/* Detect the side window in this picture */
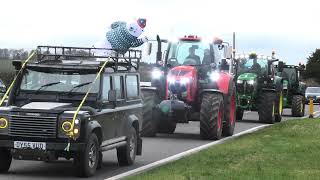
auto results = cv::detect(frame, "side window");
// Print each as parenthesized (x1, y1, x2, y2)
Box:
(114, 75, 124, 99)
(126, 75, 139, 98)
(102, 75, 111, 101)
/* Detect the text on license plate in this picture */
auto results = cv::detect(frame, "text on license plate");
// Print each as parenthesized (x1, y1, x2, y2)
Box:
(14, 141, 46, 150)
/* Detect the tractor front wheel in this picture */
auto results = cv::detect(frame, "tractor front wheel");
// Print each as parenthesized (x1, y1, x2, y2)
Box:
(258, 91, 276, 124)
(200, 93, 224, 140)
(141, 90, 160, 137)
(292, 95, 305, 117)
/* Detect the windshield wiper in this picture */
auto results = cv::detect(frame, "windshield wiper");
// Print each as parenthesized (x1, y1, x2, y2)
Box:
(34, 82, 62, 94)
(27, 81, 62, 102)
(65, 82, 92, 95)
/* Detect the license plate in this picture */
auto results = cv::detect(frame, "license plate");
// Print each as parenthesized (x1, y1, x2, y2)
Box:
(14, 141, 46, 150)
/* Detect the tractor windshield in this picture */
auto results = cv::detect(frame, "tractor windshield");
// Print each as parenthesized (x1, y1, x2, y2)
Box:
(238, 58, 268, 75)
(20, 69, 100, 94)
(281, 68, 297, 83)
(167, 41, 221, 67)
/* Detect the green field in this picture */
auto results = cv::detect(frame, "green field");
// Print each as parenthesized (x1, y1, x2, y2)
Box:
(128, 119, 320, 180)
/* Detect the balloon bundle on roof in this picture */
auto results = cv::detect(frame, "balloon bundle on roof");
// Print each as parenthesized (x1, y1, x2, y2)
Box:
(94, 18, 148, 56)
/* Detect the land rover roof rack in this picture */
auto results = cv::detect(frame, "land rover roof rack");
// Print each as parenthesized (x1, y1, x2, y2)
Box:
(35, 46, 142, 72)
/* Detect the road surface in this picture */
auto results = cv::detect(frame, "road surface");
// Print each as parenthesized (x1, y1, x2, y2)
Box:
(1, 105, 319, 180)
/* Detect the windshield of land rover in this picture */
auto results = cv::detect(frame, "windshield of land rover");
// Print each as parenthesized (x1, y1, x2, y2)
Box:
(20, 69, 100, 93)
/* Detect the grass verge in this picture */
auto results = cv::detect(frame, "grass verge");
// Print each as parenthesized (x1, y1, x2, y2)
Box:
(128, 119, 320, 180)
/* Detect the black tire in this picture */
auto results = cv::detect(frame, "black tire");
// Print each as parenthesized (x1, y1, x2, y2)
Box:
(0, 148, 11, 173)
(200, 93, 224, 140)
(292, 95, 305, 117)
(236, 109, 244, 121)
(73, 133, 99, 177)
(222, 82, 236, 136)
(258, 91, 276, 124)
(117, 126, 137, 166)
(141, 89, 160, 137)
(158, 119, 177, 134)
(275, 90, 283, 122)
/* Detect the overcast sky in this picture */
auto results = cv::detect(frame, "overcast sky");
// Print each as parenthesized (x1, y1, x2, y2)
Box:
(0, 0, 319, 64)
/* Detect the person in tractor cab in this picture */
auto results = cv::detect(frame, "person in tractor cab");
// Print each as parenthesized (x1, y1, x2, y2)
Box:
(202, 49, 212, 65)
(184, 47, 201, 65)
(250, 57, 261, 73)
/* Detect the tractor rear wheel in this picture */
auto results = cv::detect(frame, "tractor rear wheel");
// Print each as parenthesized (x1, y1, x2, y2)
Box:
(141, 90, 160, 137)
(200, 93, 224, 140)
(292, 95, 305, 117)
(236, 109, 244, 121)
(258, 91, 276, 124)
(222, 82, 236, 136)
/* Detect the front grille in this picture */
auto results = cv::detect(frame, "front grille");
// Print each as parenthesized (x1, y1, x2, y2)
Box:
(237, 82, 254, 94)
(9, 113, 57, 138)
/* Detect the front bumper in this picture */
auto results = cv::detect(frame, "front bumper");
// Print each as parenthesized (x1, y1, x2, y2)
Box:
(0, 140, 85, 151)
(0, 140, 85, 161)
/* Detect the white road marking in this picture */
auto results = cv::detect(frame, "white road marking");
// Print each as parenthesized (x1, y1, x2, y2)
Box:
(105, 125, 271, 180)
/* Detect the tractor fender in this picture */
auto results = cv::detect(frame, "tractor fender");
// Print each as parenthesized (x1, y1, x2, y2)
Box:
(200, 89, 224, 97)
(262, 88, 276, 92)
(216, 72, 233, 95)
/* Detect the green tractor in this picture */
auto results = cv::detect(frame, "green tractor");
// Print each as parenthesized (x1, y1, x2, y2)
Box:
(235, 53, 284, 123)
(275, 62, 306, 117)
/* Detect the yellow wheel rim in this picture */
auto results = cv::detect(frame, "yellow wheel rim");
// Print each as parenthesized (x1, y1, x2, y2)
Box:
(272, 103, 275, 117)
(279, 92, 283, 115)
(300, 101, 303, 113)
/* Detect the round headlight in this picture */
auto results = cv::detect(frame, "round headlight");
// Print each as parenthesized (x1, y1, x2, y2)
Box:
(74, 128, 79, 134)
(0, 118, 8, 129)
(62, 121, 72, 132)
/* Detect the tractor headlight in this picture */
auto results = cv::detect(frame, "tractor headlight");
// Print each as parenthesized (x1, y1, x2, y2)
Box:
(180, 77, 190, 85)
(210, 72, 220, 81)
(237, 80, 243, 84)
(168, 77, 175, 84)
(0, 117, 8, 129)
(247, 80, 255, 85)
(152, 69, 163, 79)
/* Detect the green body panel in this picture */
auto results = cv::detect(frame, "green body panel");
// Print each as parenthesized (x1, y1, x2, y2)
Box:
(236, 73, 258, 110)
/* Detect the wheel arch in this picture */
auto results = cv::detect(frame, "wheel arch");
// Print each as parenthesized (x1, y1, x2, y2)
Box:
(86, 120, 102, 144)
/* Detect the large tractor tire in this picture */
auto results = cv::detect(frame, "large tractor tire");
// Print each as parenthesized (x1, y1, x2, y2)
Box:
(200, 93, 224, 140)
(292, 95, 305, 117)
(236, 109, 244, 121)
(158, 119, 177, 134)
(275, 90, 283, 122)
(141, 89, 160, 137)
(258, 91, 276, 124)
(222, 82, 236, 136)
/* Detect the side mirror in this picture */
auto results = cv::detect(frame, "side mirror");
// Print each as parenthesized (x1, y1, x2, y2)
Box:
(225, 46, 233, 59)
(108, 90, 117, 102)
(12, 60, 22, 70)
(278, 61, 284, 72)
(144, 43, 152, 56)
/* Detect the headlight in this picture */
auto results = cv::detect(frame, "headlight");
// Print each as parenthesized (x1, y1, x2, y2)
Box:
(152, 69, 162, 79)
(62, 121, 72, 132)
(210, 72, 220, 81)
(180, 77, 190, 85)
(0, 117, 8, 129)
(248, 80, 255, 85)
(237, 80, 243, 84)
(168, 77, 175, 84)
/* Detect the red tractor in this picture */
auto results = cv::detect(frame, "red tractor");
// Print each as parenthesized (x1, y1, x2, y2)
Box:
(141, 35, 236, 140)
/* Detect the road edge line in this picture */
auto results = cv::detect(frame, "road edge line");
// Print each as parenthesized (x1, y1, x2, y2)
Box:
(105, 124, 271, 180)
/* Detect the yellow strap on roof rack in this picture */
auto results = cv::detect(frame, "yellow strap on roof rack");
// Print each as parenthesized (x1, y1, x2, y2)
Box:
(0, 51, 36, 106)
(67, 57, 110, 140)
